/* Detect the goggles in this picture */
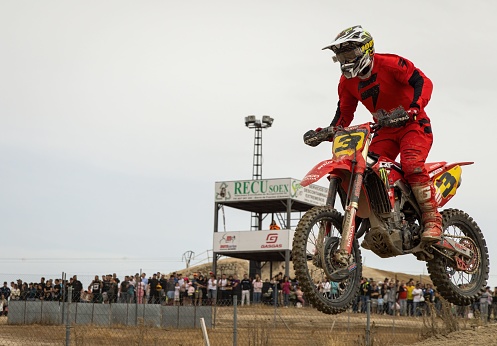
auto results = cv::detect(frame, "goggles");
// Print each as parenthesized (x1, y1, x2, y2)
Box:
(332, 47, 363, 64)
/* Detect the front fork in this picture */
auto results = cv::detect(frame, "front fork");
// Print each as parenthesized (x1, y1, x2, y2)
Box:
(334, 172, 364, 265)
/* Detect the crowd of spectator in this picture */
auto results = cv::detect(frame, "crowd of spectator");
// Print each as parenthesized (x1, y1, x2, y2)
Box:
(1, 273, 496, 321)
(0, 271, 308, 315)
(346, 277, 497, 320)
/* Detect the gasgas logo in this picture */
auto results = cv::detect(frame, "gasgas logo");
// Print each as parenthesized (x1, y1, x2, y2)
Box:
(261, 233, 282, 249)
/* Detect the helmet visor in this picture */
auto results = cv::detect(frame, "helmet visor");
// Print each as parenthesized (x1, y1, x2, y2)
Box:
(332, 48, 363, 63)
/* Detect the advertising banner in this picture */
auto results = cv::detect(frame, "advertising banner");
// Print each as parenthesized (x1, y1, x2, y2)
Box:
(214, 178, 327, 206)
(213, 230, 295, 253)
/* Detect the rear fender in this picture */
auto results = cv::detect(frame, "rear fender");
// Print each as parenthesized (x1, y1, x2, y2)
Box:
(432, 162, 474, 207)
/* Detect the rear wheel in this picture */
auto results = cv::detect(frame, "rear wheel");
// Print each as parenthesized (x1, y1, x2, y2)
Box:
(427, 209, 489, 305)
(292, 206, 362, 314)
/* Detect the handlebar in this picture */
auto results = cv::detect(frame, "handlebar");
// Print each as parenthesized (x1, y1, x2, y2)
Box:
(304, 107, 410, 147)
(303, 122, 383, 147)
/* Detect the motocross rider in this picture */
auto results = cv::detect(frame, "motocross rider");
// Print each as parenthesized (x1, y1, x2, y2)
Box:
(321, 25, 442, 244)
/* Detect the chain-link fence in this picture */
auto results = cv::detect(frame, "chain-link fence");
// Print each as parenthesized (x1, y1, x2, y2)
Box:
(0, 292, 493, 346)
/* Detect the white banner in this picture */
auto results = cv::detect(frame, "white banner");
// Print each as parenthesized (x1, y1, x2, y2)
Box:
(213, 230, 295, 253)
(214, 178, 327, 206)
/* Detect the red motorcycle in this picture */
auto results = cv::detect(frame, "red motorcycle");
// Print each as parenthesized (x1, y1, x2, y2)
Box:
(292, 116, 489, 314)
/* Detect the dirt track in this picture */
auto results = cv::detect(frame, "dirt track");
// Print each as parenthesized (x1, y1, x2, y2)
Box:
(411, 323, 497, 346)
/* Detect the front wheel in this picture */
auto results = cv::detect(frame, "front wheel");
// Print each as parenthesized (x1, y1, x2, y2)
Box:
(427, 208, 489, 305)
(292, 206, 362, 314)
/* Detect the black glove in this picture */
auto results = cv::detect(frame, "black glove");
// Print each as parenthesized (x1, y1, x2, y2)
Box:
(303, 130, 321, 147)
(303, 127, 334, 147)
(376, 108, 410, 128)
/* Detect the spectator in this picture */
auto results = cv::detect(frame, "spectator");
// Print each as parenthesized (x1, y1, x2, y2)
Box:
(397, 281, 407, 316)
(177, 274, 186, 305)
(207, 273, 217, 306)
(0, 294, 7, 316)
(269, 220, 281, 230)
(433, 290, 442, 315)
(112, 273, 120, 286)
(20, 282, 29, 300)
(252, 275, 263, 304)
(136, 278, 145, 304)
(196, 274, 207, 306)
(386, 282, 397, 316)
(44, 280, 54, 301)
(108, 278, 118, 304)
(422, 284, 434, 315)
(53, 280, 62, 302)
(71, 276, 83, 303)
(322, 281, 331, 299)
(240, 274, 251, 306)
(370, 281, 379, 313)
(377, 290, 384, 314)
(359, 278, 371, 313)
(174, 282, 180, 306)
(27, 283, 36, 301)
(330, 281, 339, 299)
(282, 276, 292, 308)
(187, 282, 195, 305)
(102, 275, 111, 303)
(127, 277, 135, 303)
(0, 282, 11, 301)
(159, 274, 168, 304)
(412, 283, 423, 316)
(295, 286, 305, 307)
(166, 275, 176, 305)
(89, 275, 103, 303)
(120, 276, 129, 303)
(180, 277, 188, 306)
(232, 274, 241, 305)
(39, 277, 46, 292)
(148, 273, 160, 304)
(10, 284, 20, 301)
(406, 280, 415, 316)
(218, 274, 228, 303)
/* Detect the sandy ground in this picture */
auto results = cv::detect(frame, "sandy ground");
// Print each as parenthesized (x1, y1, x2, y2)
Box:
(411, 323, 497, 346)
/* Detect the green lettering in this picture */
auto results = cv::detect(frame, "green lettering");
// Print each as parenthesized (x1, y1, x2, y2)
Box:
(243, 181, 250, 194)
(234, 182, 242, 195)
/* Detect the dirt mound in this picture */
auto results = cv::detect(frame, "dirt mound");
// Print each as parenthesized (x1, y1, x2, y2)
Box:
(410, 323, 497, 346)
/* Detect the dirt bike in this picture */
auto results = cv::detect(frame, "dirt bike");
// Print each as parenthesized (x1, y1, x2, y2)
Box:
(292, 115, 489, 315)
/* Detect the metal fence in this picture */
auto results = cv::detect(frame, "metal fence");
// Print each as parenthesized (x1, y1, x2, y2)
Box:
(0, 293, 492, 346)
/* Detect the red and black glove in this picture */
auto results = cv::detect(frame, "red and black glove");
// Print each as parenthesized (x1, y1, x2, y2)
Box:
(377, 107, 417, 128)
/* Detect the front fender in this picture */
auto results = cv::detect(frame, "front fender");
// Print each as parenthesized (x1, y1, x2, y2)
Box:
(301, 159, 371, 218)
(300, 159, 353, 187)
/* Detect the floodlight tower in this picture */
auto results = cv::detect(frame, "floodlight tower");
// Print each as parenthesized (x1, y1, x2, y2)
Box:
(244, 115, 274, 229)
(245, 115, 274, 280)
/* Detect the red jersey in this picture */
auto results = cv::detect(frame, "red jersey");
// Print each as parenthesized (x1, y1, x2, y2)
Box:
(331, 53, 433, 127)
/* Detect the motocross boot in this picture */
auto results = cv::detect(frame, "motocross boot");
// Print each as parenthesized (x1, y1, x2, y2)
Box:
(411, 182, 443, 243)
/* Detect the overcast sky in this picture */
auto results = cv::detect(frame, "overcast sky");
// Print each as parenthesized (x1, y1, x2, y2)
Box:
(1, 0, 496, 287)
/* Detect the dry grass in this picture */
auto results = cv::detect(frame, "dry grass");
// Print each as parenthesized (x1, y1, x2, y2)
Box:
(0, 305, 452, 346)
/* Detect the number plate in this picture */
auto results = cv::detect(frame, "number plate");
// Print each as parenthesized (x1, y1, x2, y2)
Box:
(332, 130, 367, 158)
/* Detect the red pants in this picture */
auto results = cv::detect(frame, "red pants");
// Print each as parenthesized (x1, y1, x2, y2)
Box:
(369, 120, 433, 184)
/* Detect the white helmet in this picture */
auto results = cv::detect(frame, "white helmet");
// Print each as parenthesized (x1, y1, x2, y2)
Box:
(323, 25, 375, 79)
